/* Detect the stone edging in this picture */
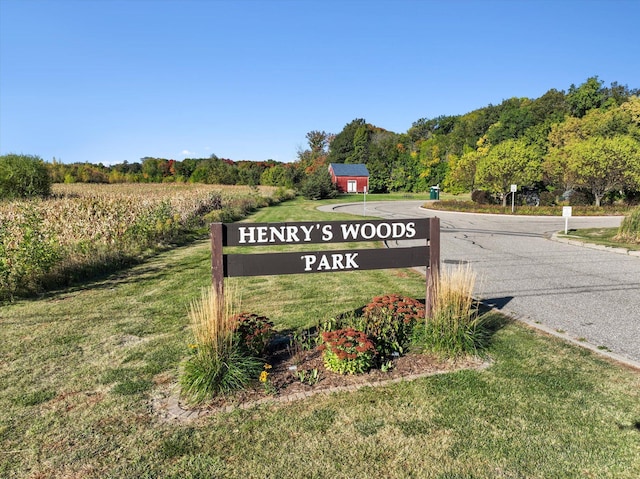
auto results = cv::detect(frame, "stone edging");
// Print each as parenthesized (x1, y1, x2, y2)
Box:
(151, 361, 492, 423)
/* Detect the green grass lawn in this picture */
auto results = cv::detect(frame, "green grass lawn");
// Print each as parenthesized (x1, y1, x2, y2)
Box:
(305, 190, 468, 206)
(427, 200, 634, 216)
(1, 197, 639, 478)
(559, 227, 640, 251)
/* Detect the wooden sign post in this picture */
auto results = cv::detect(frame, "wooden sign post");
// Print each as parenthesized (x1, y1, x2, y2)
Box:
(211, 218, 440, 317)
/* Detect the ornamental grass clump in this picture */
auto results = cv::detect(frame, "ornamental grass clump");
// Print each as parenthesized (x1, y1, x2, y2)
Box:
(420, 264, 487, 357)
(319, 328, 376, 375)
(180, 287, 262, 404)
(615, 206, 640, 243)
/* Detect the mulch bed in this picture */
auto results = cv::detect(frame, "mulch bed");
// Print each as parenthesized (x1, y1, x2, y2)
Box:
(174, 335, 489, 414)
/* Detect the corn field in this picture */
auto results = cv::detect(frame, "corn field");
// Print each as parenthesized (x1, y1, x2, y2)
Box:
(0, 183, 284, 300)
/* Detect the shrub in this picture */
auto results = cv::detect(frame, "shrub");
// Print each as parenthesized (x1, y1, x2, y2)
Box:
(0, 205, 60, 300)
(180, 288, 262, 404)
(363, 294, 425, 323)
(623, 189, 640, 206)
(538, 190, 556, 206)
(361, 294, 425, 358)
(418, 264, 488, 357)
(232, 312, 275, 357)
(471, 190, 493, 205)
(300, 169, 338, 200)
(0, 154, 51, 199)
(319, 328, 376, 374)
(567, 189, 594, 206)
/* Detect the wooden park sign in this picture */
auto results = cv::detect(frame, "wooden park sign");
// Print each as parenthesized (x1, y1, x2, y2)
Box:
(210, 218, 440, 316)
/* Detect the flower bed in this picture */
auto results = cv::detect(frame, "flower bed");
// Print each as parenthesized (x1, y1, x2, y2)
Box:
(179, 293, 492, 410)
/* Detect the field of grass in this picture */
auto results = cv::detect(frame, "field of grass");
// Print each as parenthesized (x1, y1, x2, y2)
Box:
(1, 194, 639, 478)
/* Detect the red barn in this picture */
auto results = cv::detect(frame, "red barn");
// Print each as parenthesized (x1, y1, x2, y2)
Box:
(328, 163, 370, 193)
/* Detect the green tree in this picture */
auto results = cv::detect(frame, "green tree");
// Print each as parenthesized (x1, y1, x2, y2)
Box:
(0, 154, 52, 199)
(544, 98, 640, 200)
(260, 164, 300, 188)
(327, 118, 367, 164)
(306, 130, 329, 154)
(407, 115, 457, 142)
(296, 130, 330, 175)
(300, 168, 338, 200)
(77, 163, 109, 183)
(562, 135, 640, 207)
(603, 81, 640, 109)
(236, 161, 266, 186)
(529, 88, 569, 124)
(347, 125, 369, 164)
(442, 109, 485, 157)
(567, 76, 606, 118)
(444, 148, 479, 194)
(475, 139, 543, 206)
(141, 157, 166, 182)
(367, 131, 411, 192)
(189, 158, 238, 184)
(485, 98, 536, 144)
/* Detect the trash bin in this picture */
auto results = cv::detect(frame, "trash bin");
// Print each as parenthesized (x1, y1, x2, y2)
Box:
(429, 186, 439, 200)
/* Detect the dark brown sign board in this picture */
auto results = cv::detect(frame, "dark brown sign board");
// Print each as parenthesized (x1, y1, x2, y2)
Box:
(211, 218, 440, 316)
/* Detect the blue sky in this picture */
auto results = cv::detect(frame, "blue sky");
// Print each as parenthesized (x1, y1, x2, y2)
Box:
(1, 0, 639, 165)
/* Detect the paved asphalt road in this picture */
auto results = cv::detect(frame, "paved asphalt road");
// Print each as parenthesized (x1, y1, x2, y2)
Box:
(319, 201, 640, 368)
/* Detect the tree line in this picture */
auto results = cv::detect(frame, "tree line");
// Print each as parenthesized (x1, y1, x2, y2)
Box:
(3, 76, 639, 206)
(312, 76, 640, 206)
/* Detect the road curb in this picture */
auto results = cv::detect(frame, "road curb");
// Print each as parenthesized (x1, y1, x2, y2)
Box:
(495, 308, 640, 373)
(550, 232, 640, 258)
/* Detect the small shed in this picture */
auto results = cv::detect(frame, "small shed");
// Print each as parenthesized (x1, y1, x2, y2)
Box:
(328, 163, 370, 193)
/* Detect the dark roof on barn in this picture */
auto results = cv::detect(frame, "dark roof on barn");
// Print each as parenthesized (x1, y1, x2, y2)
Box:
(329, 163, 369, 177)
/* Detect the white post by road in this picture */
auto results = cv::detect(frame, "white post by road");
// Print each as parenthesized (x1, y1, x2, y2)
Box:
(563, 206, 572, 234)
(363, 186, 367, 217)
(510, 184, 517, 213)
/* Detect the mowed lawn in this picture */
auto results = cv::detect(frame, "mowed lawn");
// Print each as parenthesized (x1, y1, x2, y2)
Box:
(1, 197, 639, 478)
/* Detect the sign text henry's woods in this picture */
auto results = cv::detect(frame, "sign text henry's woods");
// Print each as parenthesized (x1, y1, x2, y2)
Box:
(211, 218, 441, 315)
(223, 219, 428, 246)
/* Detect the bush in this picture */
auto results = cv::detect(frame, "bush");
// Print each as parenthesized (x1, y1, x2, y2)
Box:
(567, 189, 594, 206)
(623, 189, 640, 206)
(538, 190, 557, 207)
(300, 169, 338, 200)
(319, 328, 376, 374)
(0, 154, 51, 199)
(361, 294, 425, 358)
(232, 312, 275, 357)
(0, 205, 60, 300)
(471, 190, 493, 205)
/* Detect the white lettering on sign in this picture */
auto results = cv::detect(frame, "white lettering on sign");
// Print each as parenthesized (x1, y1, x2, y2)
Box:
(238, 225, 303, 244)
(340, 222, 416, 241)
(236, 221, 416, 244)
(300, 224, 314, 242)
(322, 224, 333, 241)
(300, 253, 359, 271)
